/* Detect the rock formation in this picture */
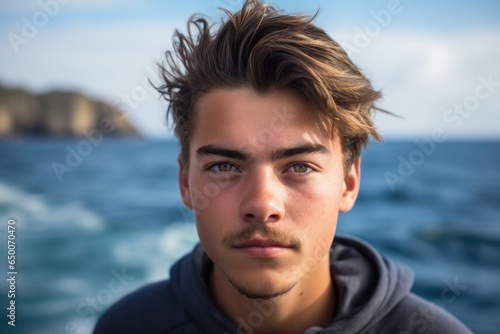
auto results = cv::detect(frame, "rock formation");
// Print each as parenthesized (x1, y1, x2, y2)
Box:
(0, 85, 140, 137)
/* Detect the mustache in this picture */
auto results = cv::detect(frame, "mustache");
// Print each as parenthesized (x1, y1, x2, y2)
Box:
(223, 225, 302, 249)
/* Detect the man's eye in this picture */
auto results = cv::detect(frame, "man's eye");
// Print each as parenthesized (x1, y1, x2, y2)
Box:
(288, 164, 312, 173)
(210, 163, 237, 172)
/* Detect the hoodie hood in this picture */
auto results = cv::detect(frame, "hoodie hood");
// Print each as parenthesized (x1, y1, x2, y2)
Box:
(169, 234, 413, 334)
(305, 235, 413, 333)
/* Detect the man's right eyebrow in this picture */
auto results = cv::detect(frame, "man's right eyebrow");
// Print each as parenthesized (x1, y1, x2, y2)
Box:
(196, 145, 249, 160)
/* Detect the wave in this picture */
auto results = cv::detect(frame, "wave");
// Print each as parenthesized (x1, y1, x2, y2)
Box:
(0, 181, 104, 232)
(109, 222, 199, 282)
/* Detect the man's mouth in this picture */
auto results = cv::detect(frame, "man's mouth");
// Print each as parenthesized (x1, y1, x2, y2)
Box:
(233, 238, 295, 257)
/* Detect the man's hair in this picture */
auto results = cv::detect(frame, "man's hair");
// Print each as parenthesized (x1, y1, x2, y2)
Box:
(157, 0, 383, 172)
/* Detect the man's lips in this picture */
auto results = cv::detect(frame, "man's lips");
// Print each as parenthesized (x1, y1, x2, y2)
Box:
(233, 238, 294, 257)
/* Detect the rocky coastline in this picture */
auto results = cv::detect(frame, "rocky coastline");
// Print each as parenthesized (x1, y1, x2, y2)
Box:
(0, 85, 140, 137)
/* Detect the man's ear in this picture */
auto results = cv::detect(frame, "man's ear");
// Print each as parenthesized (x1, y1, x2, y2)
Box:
(178, 155, 193, 209)
(339, 157, 361, 213)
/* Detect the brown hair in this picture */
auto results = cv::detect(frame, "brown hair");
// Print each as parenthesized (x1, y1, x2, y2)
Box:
(157, 0, 383, 171)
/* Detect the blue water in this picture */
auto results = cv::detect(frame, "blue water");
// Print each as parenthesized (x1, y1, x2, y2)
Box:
(0, 139, 499, 334)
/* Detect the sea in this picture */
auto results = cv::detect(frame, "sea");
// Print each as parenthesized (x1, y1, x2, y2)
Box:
(0, 138, 499, 334)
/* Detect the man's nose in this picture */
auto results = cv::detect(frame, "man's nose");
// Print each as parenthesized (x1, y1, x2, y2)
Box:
(239, 167, 285, 224)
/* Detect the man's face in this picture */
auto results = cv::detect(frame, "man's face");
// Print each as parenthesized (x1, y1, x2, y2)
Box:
(179, 88, 360, 299)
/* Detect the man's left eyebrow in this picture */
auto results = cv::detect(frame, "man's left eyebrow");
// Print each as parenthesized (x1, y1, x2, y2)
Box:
(270, 144, 330, 161)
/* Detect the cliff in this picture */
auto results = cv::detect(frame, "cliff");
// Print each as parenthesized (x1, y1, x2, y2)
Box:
(0, 85, 140, 137)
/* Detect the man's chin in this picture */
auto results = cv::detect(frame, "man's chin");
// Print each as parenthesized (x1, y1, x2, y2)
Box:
(228, 278, 295, 300)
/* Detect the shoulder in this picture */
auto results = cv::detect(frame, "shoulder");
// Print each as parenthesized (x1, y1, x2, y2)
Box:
(93, 279, 194, 334)
(371, 292, 472, 334)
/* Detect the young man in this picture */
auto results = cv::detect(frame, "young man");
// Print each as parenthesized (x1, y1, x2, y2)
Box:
(94, 1, 472, 333)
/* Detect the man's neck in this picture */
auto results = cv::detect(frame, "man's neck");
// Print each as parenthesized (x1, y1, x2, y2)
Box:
(209, 257, 335, 334)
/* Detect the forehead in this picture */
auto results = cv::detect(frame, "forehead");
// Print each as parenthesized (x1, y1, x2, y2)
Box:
(191, 88, 338, 155)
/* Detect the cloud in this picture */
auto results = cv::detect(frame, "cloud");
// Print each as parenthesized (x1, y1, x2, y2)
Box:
(332, 28, 500, 137)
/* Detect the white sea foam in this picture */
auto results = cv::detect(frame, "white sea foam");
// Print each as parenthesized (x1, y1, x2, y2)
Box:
(0, 181, 103, 232)
(54, 277, 93, 296)
(110, 222, 199, 282)
(158, 222, 199, 256)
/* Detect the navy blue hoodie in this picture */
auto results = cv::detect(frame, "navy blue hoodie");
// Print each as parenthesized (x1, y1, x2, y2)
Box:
(94, 235, 472, 333)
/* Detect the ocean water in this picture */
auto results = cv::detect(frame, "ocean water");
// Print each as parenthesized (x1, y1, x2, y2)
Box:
(0, 139, 499, 334)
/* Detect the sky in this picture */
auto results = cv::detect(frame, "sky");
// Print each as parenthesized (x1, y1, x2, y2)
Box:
(0, 0, 499, 139)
